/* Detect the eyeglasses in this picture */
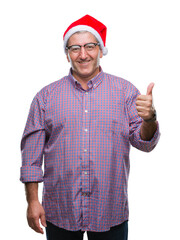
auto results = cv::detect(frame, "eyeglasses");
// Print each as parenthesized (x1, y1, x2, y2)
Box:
(66, 42, 100, 54)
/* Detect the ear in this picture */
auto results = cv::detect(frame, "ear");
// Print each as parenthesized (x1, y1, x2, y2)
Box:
(100, 49, 103, 58)
(66, 52, 70, 62)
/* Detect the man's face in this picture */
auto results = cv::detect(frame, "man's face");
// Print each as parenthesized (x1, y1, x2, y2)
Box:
(66, 32, 103, 82)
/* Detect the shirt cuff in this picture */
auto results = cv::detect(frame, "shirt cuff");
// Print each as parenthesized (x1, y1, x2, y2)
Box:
(20, 166, 44, 183)
(135, 121, 160, 152)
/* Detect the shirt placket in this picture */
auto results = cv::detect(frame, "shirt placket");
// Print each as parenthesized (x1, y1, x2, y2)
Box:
(81, 90, 91, 229)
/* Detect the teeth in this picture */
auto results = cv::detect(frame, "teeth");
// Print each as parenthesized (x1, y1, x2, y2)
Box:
(78, 60, 90, 63)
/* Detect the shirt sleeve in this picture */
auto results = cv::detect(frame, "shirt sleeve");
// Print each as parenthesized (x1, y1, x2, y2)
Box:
(125, 81, 160, 152)
(20, 91, 46, 183)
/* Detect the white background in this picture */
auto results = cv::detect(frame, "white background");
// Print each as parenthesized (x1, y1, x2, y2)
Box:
(1, 0, 180, 239)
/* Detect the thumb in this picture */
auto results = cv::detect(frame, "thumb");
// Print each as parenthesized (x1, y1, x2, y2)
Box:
(40, 212, 47, 228)
(146, 82, 154, 96)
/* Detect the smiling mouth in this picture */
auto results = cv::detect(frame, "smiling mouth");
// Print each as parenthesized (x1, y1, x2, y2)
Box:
(78, 60, 91, 64)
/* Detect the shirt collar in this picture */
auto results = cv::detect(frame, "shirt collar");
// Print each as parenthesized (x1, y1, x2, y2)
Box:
(68, 66, 104, 90)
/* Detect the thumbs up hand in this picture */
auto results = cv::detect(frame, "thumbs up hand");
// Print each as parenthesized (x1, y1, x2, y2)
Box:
(136, 83, 155, 121)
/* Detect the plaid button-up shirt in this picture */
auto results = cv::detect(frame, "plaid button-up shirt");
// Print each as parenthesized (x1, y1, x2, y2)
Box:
(20, 68, 160, 232)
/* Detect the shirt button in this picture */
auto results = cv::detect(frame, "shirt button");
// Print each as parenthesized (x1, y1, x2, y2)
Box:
(85, 92, 88, 95)
(85, 109, 88, 113)
(82, 192, 89, 196)
(84, 171, 88, 175)
(84, 149, 87, 152)
(84, 128, 88, 132)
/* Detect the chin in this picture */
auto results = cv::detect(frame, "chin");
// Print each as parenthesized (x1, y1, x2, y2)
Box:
(72, 64, 100, 81)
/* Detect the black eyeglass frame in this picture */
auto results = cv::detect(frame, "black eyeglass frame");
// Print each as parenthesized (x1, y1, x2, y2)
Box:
(66, 42, 100, 51)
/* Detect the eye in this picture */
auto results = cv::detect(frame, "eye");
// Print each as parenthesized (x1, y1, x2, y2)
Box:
(70, 45, 81, 52)
(85, 43, 95, 51)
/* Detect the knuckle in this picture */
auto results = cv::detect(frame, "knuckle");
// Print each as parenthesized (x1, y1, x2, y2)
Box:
(147, 102, 152, 107)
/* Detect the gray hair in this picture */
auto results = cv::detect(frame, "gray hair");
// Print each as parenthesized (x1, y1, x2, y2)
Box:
(66, 31, 99, 48)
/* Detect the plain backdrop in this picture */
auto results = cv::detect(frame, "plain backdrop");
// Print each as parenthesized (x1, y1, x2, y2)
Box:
(1, 0, 180, 239)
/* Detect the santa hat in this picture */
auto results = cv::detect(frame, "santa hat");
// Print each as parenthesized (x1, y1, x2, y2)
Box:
(63, 15, 108, 55)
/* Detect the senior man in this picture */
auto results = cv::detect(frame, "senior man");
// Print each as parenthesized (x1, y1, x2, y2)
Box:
(20, 15, 160, 240)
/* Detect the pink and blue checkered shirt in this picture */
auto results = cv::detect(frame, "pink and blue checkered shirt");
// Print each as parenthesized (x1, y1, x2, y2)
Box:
(20, 68, 160, 232)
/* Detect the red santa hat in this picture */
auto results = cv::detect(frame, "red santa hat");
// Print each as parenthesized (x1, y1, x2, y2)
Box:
(63, 15, 108, 55)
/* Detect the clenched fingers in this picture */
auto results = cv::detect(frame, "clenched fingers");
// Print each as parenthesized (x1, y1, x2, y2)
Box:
(27, 214, 45, 234)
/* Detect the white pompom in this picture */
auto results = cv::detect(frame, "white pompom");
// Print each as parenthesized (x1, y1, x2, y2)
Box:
(103, 47, 108, 55)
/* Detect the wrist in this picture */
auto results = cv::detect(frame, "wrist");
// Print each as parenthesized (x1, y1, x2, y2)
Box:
(27, 199, 40, 205)
(144, 109, 157, 122)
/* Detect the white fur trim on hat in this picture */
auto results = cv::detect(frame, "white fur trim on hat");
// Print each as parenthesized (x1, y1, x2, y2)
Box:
(64, 25, 108, 55)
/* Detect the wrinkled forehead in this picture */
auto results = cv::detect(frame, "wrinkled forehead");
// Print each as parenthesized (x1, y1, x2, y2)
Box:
(67, 31, 98, 46)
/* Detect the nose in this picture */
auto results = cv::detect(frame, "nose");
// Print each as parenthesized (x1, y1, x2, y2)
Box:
(79, 46, 87, 59)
